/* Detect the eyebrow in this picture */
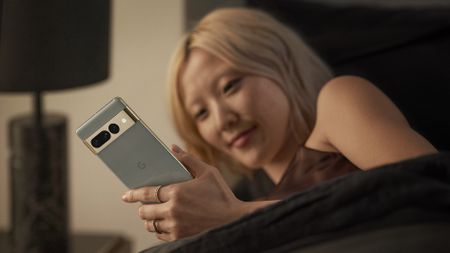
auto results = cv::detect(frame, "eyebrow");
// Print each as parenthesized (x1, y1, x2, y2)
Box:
(212, 68, 240, 86)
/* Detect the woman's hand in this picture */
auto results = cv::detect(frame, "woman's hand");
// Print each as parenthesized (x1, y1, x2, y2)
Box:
(122, 145, 248, 241)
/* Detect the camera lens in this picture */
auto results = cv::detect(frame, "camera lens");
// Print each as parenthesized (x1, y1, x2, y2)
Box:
(91, 130, 111, 148)
(108, 123, 120, 134)
(91, 138, 100, 148)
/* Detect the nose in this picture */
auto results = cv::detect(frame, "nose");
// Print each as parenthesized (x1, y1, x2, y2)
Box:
(212, 102, 238, 131)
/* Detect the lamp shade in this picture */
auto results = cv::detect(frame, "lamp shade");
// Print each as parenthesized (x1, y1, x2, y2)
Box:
(0, 0, 111, 92)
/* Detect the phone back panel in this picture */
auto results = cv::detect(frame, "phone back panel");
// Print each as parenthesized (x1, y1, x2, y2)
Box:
(76, 97, 192, 189)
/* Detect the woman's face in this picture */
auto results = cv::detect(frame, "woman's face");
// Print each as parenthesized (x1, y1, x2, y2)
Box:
(180, 49, 293, 169)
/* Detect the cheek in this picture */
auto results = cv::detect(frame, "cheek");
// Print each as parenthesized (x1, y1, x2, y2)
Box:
(197, 122, 222, 151)
(254, 90, 291, 143)
(255, 96, 289, 124)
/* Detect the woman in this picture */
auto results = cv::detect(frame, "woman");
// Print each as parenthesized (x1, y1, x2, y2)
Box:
(122, 8, 437, 241)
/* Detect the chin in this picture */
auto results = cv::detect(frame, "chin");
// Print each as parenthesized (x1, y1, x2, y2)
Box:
(231, 147, 268, 169)
(237, 156, 265, 169)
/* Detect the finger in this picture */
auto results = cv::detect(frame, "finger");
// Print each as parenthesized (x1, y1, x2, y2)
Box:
(138, 204, 165, 220)
(156, 232, 171, 241)
(144, 219, 168, 234)
(171, 144, 210, 177)
(144, 220, 155, 233)
(122, 185, 167, 203)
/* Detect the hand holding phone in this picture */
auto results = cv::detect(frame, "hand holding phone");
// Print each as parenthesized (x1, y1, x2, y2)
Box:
(76, 97, 192, 189)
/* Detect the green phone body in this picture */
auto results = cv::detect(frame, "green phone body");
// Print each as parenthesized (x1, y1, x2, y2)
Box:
(76, 97, 192, 189)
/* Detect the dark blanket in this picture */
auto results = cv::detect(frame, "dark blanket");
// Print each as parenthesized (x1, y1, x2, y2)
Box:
(141, 152, 450, 253)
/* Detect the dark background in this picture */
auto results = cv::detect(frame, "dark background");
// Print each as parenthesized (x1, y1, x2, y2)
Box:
(247, 0, 450, 151)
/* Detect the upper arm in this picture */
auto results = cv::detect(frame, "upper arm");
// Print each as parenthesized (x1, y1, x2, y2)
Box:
(316, 75, 437, 170)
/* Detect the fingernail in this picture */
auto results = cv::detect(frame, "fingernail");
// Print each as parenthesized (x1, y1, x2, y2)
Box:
(122, 191, 129, 201)
(172, 144, 182, 154)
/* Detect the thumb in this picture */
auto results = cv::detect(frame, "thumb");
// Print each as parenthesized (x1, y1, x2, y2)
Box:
(171, 144, 210, 177)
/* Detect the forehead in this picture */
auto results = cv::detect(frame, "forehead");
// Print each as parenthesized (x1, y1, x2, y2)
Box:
(179, 49, 229, 106)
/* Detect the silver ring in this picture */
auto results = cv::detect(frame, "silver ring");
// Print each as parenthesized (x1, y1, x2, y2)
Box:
(153, 219, 162, 234)
(154, 185, 163, 203)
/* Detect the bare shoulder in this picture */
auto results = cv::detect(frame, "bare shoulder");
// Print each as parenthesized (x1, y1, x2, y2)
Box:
(314, 75, 437, 170)
(318, 75, 409, 128)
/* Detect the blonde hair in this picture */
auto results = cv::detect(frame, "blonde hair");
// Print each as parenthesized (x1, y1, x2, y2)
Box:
(168, 8, 333, 173)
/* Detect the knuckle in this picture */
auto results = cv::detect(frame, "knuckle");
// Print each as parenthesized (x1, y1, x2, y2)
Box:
(165, 218, 187, 240)
(138, 206, 144, 219)
(176, 153, 191, 165)
(145, 221, 152, 232)
(128, 191, 135, 201)
(166, 203, 182, 219)
(156, 233, 166, 241)
(173, 211, 185, 223)
(176, 152, 188, 159)
(161, 206, 171, 218)
(142, 188, 152, 202)
(167, 220, 176, 231)
(166, 207, 176, 219)
(203, 169, 215, 179)
(167, 186, 181, 200)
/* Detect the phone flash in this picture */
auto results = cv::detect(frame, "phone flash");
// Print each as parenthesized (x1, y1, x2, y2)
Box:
(121, 118, 127, 123)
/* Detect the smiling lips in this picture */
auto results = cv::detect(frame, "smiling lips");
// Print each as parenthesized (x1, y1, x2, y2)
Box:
(229, 126, 257, 148)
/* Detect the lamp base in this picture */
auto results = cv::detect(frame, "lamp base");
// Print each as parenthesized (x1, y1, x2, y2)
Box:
(9, 114, 68, 253)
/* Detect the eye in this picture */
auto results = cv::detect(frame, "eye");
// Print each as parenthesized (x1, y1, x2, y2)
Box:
(223, 77, 242, 94)
(194, 108, 208, 121)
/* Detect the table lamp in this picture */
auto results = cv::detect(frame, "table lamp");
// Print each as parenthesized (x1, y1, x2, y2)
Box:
(0, 0, 111, 252)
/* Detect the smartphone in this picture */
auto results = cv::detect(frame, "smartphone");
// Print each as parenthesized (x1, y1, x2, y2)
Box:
(76, 97, 192, 189)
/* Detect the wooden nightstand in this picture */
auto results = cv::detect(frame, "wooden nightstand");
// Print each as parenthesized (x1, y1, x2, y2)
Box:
(0, 231, 131, 253)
